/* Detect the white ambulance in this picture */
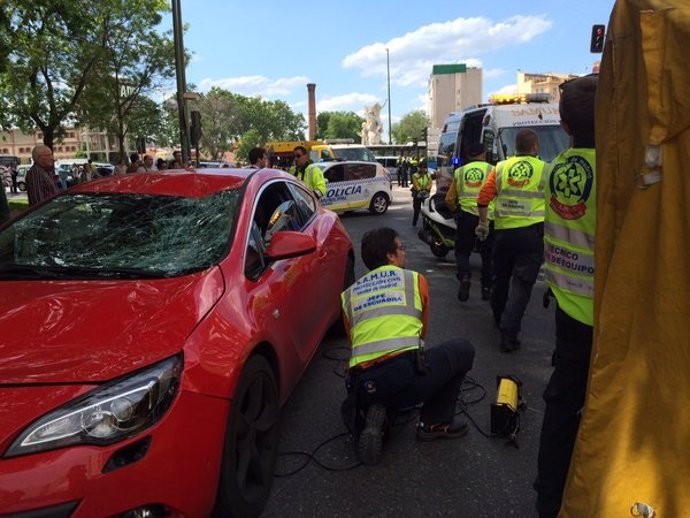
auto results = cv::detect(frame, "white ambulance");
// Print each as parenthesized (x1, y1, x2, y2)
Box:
(436, 93, 569, 190)
(317, 160, 392, 215)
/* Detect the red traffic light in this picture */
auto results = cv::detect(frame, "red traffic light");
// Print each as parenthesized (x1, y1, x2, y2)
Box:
(590, 24, 606, 53)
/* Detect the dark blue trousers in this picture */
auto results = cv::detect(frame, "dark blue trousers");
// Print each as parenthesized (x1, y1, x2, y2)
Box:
(347, 338, 475, 428)
(490, 223, 544, 338)
(534, 306, 593, 518)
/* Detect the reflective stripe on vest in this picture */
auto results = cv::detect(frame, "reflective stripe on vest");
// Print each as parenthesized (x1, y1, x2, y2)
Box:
(494, 156, 546, 229)
(341, 266, 423, 368)
(544, 148, 596, 325)
(545, 221, 595, 250)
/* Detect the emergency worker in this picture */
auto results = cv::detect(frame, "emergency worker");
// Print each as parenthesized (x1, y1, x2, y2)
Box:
(397, 154, 409, 187)
(534, 74, 598, 518)
(476, 129, 546, 352)
(291, 145, 326, 198)
(341, 227, 475, 465)
(411, 158, 432, 226)
(445, 142, 495, 301)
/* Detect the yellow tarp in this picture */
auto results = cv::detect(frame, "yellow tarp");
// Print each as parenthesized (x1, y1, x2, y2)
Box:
(562, 1, 690, 517)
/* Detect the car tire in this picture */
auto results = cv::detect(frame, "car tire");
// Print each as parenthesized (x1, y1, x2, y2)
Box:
(329, 255, 355, 337)
(18, 181, 26, 192)
(368, 192, 389, 215)
(213, 355, 280, 518)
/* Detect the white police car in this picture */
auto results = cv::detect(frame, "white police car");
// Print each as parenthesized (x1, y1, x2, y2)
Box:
(317, 160, 392, 215)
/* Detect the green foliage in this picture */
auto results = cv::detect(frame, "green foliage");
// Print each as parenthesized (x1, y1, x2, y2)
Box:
(193, 89, 305, 160)
(235, 129, 263, 165)
(315, 111, 363, 142)
(391, 110, 430, 145)
(0, 0, 107, 145)
(73, 0, 175, 163)
(0, 0, 173, 156)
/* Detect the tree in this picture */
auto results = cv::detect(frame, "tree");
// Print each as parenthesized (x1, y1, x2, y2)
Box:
(75, 0, 175, 163)
(391, 110, 430, 145)
(0, 0, 106, 148)
(192, 89, 306, 159)
(315, 111, 363, 142)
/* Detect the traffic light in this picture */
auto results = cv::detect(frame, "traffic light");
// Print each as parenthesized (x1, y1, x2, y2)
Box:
(190, 110, 203, 147)
(590, 24, 605, 53)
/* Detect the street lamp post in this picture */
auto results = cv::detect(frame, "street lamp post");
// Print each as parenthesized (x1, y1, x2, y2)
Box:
(172, 0, 191, 164)
(386, 48, 392, 145)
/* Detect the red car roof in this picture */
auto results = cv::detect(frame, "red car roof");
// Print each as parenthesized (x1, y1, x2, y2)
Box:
(70, 168, 255, 197)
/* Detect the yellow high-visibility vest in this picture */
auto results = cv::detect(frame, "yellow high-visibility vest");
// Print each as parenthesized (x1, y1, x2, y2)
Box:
(494, 155, 546, 230)
(341, 265, 423, 368)
(544, 148, 596, 326)
(453, 160, 494, 218)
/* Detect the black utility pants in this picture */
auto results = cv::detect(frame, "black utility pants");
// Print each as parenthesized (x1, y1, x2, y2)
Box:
(348, 339, 475, 428)
(534, 307, 593, 518)
(454, 211, 494, 288)
(490, 223, 544, 338)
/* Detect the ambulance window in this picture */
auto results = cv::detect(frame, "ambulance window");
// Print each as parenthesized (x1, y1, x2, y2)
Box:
(324, 164, 345, 183)
(345, 163, 376, 180)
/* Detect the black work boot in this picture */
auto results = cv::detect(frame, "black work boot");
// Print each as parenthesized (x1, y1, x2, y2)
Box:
(481, 286, 491, 301)
(357, 404, 387, 465)
(500, 333, 521, 353)
(457, 279, 471, 302)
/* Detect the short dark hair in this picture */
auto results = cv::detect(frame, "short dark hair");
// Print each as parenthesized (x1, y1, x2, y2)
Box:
(293, 145, 307, 156)
(515, 129, 538, 154)
(129, 153, 139, 164)
(559, 74, 598, 140)
(361, 227, 399, 270)
(248, 147, 267, 165)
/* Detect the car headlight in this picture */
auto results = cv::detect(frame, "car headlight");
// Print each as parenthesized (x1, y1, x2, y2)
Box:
(4, 355, 182, 458)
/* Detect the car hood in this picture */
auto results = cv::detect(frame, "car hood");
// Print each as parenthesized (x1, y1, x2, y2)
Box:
(0, 267, 224, 384)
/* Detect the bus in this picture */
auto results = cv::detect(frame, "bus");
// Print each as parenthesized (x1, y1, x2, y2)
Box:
(367, 143, 427, 159)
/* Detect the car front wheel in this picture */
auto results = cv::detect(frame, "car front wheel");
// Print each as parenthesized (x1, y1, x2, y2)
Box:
(214, 355, 280, 518)
(17, 181, 26, 192)
(369, 192, 389, 215)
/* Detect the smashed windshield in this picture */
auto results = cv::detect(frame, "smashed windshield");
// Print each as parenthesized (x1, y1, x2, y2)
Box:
(498, 126, 569, 163)
(0, 191, 240, 279)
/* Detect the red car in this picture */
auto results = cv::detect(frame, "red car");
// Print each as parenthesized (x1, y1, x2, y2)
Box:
(0, 168, 354, 517)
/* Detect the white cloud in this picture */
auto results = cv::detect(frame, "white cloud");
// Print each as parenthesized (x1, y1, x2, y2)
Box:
(491, 83, 519, 95)
(317, 92, 382, 112)
(342, 15, 551, 88)
(484, 68, 505, 79)
(196, 75, 310, 97)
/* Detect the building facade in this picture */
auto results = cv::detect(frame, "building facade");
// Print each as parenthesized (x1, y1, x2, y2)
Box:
(428, 64, 483, 131)
(0, 127, 135, 165)
(516, 72, 581, 104)
(427, 64, 483, 155)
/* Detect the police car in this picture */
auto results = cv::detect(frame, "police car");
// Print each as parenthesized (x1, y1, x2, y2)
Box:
(317, 160, 392, 215)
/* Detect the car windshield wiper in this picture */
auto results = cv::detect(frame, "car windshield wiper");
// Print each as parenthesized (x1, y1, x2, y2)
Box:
(0, 264, 167, 280)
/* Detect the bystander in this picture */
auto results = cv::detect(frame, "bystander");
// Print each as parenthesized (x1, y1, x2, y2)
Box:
(26, 145, 58, 206)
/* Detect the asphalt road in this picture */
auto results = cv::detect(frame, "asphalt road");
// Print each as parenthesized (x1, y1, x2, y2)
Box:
(264, 184, 555, 518)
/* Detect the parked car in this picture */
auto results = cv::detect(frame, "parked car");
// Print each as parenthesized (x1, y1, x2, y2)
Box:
(317, 160, 392, 215)
(0, 168, 355, 518)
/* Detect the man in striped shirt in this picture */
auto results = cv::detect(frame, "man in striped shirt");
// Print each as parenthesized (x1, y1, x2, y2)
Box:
(26, 145, 57, 206)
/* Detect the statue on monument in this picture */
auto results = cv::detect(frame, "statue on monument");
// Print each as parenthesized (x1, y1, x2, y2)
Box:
(361, 102, 384, 145)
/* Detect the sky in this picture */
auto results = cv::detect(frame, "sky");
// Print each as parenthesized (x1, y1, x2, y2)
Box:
(170, 0, 616, 140)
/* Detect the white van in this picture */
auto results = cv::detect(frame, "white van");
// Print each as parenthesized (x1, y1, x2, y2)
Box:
(317, 161, 392, 215)
(436, 93, 569, 189)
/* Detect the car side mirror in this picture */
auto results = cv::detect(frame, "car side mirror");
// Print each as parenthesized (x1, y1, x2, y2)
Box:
(265, 231, 317, 261)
